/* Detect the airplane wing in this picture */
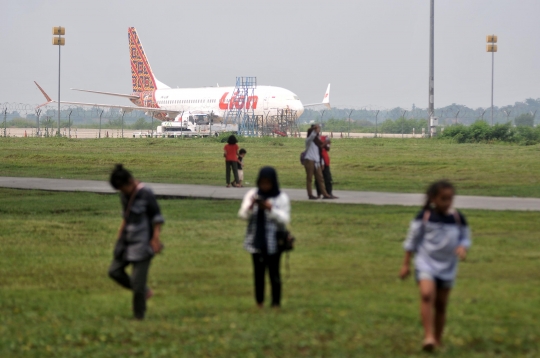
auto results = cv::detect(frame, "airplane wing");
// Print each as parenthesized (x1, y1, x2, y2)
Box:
(71, 88, 139, 100)
(34, 81, 179, 117)
(303, 83, 331, 109)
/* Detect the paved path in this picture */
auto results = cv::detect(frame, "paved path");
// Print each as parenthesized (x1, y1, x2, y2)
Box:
(1, 176, 540, 211)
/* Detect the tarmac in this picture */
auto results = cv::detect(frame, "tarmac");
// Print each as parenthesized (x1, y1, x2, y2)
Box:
(1, 176, 540, 211)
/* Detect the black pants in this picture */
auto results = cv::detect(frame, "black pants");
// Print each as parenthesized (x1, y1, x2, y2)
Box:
(316, 165, 333, 196)
(108, 258, 151, 319)
(252, 253, 282, 306)
(226, 161, 239, 184)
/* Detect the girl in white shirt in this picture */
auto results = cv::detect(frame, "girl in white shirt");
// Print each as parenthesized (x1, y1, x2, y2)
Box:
(238, 167, 290, 307)
(400, 180, 471, 352)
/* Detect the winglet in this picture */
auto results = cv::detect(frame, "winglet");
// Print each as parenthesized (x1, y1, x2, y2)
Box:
(34, 81, 54, 108)
(322, 83, 331, 109)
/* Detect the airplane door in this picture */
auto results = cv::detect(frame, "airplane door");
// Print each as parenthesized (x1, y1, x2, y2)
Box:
(263, 97, 269, 110)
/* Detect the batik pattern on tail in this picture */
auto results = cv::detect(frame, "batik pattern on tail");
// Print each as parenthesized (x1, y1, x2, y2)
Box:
(128, 27, 157, 93)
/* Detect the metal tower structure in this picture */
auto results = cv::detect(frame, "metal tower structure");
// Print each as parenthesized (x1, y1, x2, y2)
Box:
(223, 77, 258, 136)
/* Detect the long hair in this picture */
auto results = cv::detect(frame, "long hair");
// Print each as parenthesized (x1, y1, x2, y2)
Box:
(227, 135, 238, 145)
(423, 180, 455, 211)
(110, 164, 133, 189)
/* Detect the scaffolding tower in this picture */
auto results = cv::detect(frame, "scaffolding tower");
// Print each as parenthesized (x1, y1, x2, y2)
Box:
(258, 109, 299, 137)
(223, 77, 259, 136)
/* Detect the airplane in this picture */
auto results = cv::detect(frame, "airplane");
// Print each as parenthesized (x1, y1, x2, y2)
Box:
(35, 27, 331, 125)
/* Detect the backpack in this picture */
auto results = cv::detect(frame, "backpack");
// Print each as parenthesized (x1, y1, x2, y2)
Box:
(300, 151, 306, 165)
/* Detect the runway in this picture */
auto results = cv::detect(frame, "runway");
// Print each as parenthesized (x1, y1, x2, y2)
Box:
(1, 177, 539, 211)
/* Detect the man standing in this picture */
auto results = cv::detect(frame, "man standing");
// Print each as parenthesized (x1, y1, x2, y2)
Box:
(304, 124, 333, 200)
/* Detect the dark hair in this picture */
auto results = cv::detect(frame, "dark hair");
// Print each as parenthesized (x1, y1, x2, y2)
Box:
(227, 135, 238, 145)
(239, 148, 247, 155)
(110, 164, 133, 189)
(307, 127, 313, 136)
(423, 180, 455, 211)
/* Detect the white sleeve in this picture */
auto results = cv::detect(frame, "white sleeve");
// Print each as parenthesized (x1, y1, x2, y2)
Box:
(460, 226, 472, 249)
(238, 189, 256, 220)
(267, 193, 291, 226)
(403, 220, 423, 252)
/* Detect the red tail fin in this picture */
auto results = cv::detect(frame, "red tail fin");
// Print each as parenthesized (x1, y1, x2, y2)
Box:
(128, 27, 164, 93)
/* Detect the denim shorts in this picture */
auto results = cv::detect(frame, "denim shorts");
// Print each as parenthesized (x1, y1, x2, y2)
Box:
(415, 270, 454, 289)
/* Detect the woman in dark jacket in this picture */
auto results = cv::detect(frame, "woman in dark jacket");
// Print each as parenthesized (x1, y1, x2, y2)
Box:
(107, 164, 164, 320)
(238, 167, 291, 307)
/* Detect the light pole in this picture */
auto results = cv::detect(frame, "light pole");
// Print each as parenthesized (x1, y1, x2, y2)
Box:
(36, 109, 41, 136)
(52, 27, 65, 137)
(428, 0, 435, 137)
(486, 35, 498, 126)
(67, 110, 72, 138)
(481, 109, 487, 121)
(503, 109, 511, 124)
(347, 109, 353, 138)
(455, 110, 460, 125)
(98, 109, 104, 138)
(374, 110, 380, 138)
(401, 110, 407, 138)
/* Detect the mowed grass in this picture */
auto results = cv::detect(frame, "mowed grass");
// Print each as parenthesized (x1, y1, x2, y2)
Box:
(0, 189, 539, 357)
(1, 137, 540, 197)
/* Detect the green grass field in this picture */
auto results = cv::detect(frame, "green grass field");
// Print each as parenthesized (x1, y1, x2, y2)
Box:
(1, 189, 539, 357)
(1, 137, 540, 197)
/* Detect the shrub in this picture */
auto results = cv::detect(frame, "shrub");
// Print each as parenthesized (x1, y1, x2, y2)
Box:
(439, 120, 540, 145)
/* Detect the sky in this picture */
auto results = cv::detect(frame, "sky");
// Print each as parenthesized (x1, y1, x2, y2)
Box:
(2, 0, 540, 110)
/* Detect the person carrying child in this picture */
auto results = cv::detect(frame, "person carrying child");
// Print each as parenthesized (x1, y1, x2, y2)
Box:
(107, 164, 165, 320)
(236, 148, 247, 187)
(399, 180, 471, 352)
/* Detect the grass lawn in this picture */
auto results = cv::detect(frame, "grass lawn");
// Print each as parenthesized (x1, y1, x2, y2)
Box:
(1, 188, 539, 357)
(0, 137, 539, 197)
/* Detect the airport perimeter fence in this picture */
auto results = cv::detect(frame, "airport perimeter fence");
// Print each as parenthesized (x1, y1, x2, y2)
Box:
(2, 102, 539, 139)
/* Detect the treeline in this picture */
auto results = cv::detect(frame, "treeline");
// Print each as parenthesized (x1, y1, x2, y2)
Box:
(299, 98, 540, 125)
(299, 117, 429, 134)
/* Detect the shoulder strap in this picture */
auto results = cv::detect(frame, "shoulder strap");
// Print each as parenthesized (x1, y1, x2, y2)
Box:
(422, 210, 431, 223)
(124, 183, 145, 220)
(452, 210, 461, 226)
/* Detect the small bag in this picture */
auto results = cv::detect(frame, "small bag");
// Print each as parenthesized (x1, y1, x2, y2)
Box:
(276, 229, 295, 252)
(300, 151, 306, 165)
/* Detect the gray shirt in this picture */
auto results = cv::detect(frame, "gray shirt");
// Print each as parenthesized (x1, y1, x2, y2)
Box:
(403, 210, 471, 281)
(120, 186, 165, 262)
(304, 131, 320, 162)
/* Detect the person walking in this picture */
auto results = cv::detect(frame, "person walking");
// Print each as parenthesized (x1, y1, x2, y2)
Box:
(224, 135, 240, 187)
(318, 135, 337, 198)
(304, 124, 332, 199)
(238, 167, 290, 308)
(399, 180, 471, 351)
(107, 164, 165, 320)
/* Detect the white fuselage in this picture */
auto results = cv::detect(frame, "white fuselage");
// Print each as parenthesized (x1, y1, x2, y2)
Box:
(146, 85, 304, 120)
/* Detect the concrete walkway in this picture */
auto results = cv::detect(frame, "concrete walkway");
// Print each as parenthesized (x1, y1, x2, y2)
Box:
(1, 176, 540, 211)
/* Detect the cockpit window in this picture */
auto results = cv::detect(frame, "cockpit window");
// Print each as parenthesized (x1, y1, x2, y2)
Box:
(294, 96, 299, 100)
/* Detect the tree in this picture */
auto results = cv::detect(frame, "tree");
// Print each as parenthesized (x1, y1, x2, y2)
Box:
(514, 113, 534, 127)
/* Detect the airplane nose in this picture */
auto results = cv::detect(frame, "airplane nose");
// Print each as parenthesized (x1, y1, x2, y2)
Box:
(294, 100, 304, 117)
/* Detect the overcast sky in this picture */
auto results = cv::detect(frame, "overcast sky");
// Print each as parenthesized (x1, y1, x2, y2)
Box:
(2, 0, 539, 109)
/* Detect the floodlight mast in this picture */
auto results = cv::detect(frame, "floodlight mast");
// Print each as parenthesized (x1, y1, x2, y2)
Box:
(486, 35, 498, 126)
(52, 26, 65, 137)
(428, 0, 435, 137)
